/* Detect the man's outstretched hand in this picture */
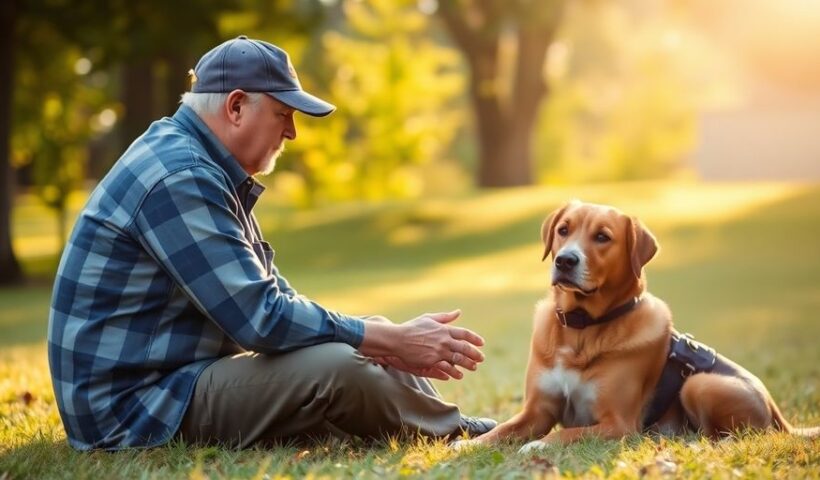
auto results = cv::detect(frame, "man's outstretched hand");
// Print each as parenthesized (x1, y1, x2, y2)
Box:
(360, 310, 485, 380)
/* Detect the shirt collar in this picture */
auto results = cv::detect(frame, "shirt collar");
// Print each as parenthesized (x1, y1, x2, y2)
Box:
(173, 104, 254, 190)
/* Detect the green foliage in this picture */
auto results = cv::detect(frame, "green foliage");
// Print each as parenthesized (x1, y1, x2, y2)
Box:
(535, 2, 697, 183)
(9, 0, 251, 246)
(12, 13, 117, 245)
(276, 0, 466, 206)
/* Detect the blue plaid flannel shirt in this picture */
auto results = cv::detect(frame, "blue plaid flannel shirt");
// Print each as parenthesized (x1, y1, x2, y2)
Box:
(47, 104, 365, 451)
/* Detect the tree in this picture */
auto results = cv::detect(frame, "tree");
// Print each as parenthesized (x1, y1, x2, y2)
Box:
(436, 0, 567, 187)
(0, 0, 22, 285)
(11, 1, 122, 263)
(279, 0, 464, 206)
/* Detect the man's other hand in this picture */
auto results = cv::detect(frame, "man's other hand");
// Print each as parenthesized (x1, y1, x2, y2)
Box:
(360, 310, 485, 380)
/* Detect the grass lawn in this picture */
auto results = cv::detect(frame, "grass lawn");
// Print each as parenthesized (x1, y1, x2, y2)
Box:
(1, 181, 818, 478)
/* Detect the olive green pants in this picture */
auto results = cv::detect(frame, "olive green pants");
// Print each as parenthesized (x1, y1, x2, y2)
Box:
(176, 343, 462, 448)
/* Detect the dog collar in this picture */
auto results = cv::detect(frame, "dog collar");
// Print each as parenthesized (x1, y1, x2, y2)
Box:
(555, 297, 642, 329)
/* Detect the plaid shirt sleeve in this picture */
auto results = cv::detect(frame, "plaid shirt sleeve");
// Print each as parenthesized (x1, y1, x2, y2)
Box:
(132, 165, 365, 352)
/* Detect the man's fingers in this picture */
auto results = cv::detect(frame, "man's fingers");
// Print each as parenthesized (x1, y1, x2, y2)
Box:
(427, 309, 461, 324)
(449, 350, 479, 371)
(449, 326, 485, 347)
(435, 360, 464, 380)
(379, 356, 452, 381)
(450, 340, 484, 370)
(425, 368, 450, 381)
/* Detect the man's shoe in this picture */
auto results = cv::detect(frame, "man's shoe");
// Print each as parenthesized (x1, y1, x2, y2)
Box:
(452, 416, 497, 438)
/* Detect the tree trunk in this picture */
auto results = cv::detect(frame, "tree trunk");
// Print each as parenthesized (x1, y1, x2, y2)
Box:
(162, 52, 193, 115)
(437, 2, 563, 188)
(120, 59, 155, 151)
(0, 0, 23, 285)
(57, 203, 67, 255)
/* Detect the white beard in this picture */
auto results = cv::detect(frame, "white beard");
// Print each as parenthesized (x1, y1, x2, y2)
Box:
(258, 144, 285, 176)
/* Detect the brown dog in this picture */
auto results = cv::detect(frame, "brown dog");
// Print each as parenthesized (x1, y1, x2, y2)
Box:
(457, 201, 817, 453)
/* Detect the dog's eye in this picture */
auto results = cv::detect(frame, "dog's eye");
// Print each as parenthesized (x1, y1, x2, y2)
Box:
(557, 226, 569, 237)
(595, 232, 611, 243)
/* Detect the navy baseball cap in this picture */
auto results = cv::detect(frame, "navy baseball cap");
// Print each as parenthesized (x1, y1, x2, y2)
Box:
(189, 35, 335, 117)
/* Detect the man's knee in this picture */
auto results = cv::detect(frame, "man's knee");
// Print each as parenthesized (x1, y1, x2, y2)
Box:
(309, 343, 386, 388)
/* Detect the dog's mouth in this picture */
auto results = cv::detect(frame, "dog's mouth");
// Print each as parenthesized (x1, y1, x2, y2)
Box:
(552, 278, 598, 296)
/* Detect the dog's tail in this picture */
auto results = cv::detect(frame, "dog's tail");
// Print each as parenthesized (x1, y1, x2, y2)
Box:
(770, 401, 820, 438)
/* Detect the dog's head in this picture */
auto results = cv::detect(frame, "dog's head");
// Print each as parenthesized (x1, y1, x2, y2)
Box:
(540, 201, 658, 299)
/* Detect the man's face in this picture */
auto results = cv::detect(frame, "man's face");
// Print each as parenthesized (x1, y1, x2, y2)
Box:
(233, 94, 296, 176)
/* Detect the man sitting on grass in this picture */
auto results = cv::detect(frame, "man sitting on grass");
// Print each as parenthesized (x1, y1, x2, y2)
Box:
(47, 36, 495, 451)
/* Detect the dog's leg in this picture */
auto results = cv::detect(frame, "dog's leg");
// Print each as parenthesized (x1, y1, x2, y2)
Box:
(452, 406, 557, 451)
(483, 408, 557, 442)
(520, 419, 639, 452)
(680, 373, 772, 438)
(519, 389, 646, 451)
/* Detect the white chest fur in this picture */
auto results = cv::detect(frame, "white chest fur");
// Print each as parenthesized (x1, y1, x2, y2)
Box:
(538, 359, 597, 427)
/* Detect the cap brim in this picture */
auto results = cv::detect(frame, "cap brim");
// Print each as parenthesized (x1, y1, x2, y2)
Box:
(266, 90, 336, 117)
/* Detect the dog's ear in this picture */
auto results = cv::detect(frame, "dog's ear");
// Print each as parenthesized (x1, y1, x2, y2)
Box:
(627, 216, 658, 279)
(541, 203, 570, 261)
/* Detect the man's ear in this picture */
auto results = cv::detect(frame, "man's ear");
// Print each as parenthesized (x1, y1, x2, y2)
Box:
(224, 89, 247, 124)
(627, 216, 658, 279)
(541, 203, 570, 261)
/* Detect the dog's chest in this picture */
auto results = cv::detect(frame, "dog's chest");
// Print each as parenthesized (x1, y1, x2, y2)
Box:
(538, 347, 597, 427)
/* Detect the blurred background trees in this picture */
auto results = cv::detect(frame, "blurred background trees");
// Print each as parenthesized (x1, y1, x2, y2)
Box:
(2, 0, 819, 284)
(0, 1, 19, 282)
(437, 0, 566, 187)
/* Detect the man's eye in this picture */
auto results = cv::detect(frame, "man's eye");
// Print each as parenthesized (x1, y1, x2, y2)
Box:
(595, 232, 611, 243)
(557, 226, 569, 236)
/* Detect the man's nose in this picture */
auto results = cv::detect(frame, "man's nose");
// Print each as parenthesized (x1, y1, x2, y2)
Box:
(284, 116, 296, 140)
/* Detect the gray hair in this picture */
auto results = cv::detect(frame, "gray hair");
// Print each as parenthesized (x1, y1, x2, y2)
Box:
(179, 91, 265, 116)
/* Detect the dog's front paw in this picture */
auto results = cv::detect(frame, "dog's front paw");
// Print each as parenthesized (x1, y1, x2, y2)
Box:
(450, 438, 480, 451)
(518, 440, 548, 454)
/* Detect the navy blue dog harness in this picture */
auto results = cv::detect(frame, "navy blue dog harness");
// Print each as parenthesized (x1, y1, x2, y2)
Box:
(642, 330, 743, 429)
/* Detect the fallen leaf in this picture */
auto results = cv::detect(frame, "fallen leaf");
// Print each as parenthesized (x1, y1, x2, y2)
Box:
(656, 458, 678, 474)
(686, 441, 703, 453)
(639, 456, 678, 477)
(522, 456, 559, 476)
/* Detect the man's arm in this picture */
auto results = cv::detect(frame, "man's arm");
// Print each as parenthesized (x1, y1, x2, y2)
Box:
(132, 166, 364, 353)
(247, 212, 298, 297)
(134, 166, 486, 377)
(270, 263, 297, 297)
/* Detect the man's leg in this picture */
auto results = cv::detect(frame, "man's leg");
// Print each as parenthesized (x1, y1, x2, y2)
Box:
(383, 365, 443, 398)
(177, 343, 461, 448)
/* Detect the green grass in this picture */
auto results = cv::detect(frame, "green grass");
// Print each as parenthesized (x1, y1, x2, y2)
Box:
(1, 181, 819, 478)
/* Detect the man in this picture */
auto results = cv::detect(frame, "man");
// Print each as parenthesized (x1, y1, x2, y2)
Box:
(48, 36, 495, 451)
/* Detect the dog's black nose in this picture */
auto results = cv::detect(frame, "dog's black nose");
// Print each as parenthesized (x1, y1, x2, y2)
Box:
(555, 253, 579, 272)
